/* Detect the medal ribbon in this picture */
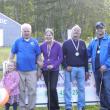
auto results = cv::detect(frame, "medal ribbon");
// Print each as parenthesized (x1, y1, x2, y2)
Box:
(71, 39, 79, 52)
(47, 41, 54, 58)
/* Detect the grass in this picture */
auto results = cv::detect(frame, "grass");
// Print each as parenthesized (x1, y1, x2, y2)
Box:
(0, 47, 99, 110)
(0, 47, 10, 65)
(0, 105, 100, 110)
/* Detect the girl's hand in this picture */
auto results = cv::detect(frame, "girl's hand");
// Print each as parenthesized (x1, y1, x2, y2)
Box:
(47, 65, 54, 69)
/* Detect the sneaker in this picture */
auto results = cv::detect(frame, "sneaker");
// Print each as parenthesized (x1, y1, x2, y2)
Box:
(30, 109, 34, 110)
(78, 107, 85, 110)
(66, 109, 72, 110)
(82, 107, 85, 110)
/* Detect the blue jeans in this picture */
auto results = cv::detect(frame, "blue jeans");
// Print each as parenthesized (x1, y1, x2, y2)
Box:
(64, 67, 85, 110)
(94, 70, 110, 109)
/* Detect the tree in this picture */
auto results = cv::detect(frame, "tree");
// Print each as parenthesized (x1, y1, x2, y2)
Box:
(0, 0, 109, 41)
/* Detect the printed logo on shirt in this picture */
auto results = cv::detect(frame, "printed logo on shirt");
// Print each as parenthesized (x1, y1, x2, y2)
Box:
(30, 42, 35, 46)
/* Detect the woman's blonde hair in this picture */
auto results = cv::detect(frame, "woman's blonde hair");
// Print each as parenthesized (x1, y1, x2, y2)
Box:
(3, 60, 16, 74)
(45, 28, 54, 36)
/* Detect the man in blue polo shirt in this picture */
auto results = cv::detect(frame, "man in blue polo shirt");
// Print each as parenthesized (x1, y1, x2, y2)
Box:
(9, 23, 41, 110)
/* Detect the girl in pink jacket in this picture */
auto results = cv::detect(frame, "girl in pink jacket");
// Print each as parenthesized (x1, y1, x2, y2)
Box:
(2, 61, 19, 110)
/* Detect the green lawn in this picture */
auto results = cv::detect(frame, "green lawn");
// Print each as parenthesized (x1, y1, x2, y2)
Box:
(0, 47, 10, 79)
(0, 105, 100, 110)
(0, 47, 10, 65)
(0, 47, 99, 110)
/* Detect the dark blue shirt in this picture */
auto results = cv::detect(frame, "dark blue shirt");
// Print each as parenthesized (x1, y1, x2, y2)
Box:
(62, 39, 88, 72)
(11, 37, 41, 72)
(95, 38, 102, 70)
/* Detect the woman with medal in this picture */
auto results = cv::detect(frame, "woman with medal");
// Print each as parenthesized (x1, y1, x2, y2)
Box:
(62, 25, 89, 110)
(40, 28, 63, 110)
(88, 22, 110, 110)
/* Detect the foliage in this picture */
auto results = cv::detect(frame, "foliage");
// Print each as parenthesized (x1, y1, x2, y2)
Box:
(0, 0, 110, 40)
(0, 47, 10, 65)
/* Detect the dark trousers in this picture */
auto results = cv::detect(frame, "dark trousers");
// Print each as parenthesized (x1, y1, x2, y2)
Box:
(94, 70, 110, 110)
(5, 102, 18, 110)
(42, 70, 59, 110)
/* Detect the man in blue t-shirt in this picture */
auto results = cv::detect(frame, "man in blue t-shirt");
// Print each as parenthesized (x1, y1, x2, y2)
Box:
(9, 23, 42, 110)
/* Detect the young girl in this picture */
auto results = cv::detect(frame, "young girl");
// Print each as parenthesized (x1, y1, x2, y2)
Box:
(1, 61, 19, 110)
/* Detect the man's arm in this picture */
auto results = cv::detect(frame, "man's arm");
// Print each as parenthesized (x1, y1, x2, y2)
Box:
(100, 41, 110, 73)
(36, 54, 43, 68)
(9, 52, 15, 61)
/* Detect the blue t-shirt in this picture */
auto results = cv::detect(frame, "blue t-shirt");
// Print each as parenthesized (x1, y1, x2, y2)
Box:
(11, 37, 41, 72)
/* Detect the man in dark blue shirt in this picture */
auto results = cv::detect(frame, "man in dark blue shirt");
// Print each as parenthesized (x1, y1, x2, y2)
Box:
(62, 25, 89, 110)
(9, 23, 41, 110)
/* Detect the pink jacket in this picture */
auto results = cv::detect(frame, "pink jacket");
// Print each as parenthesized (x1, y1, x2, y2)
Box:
(2, 71, 20, 96)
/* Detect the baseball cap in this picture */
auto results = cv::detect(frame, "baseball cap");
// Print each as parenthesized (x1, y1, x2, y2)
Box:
(95, 22, 105, 29)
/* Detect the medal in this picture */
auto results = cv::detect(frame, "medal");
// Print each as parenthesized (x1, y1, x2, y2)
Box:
(71, 39, 80, 57)
(97, 50, 100, 54)
(75, 52, 79, 56)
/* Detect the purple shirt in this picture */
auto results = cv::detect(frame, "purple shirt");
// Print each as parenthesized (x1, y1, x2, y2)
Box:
(40, 41, 63, 71)
(2, 71, 20, 96)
